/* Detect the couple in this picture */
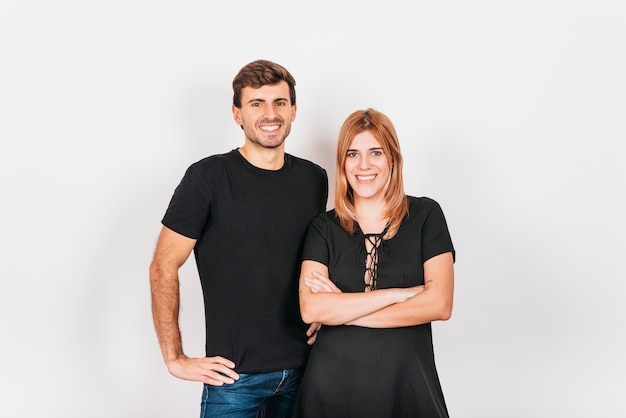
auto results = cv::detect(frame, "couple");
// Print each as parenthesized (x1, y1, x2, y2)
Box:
(149, 59, 455, 418)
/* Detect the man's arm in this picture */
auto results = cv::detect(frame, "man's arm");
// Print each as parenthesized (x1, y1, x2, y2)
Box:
(149, 226, 239, 385)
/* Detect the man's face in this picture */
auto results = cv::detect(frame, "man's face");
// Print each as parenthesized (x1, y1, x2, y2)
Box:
(232, 81, 297, 149)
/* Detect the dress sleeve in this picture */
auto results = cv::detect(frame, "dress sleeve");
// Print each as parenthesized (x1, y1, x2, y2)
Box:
(302, 214, 330, 265)
(422, 199, 455, 263)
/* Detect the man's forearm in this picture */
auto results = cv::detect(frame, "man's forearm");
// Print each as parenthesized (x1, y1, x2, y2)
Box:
(150, 266, 184, 363)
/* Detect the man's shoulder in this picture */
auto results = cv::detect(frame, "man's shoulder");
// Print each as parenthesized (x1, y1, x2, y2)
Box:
(285, 153, 326, 175)
(188, 149, 238, 170)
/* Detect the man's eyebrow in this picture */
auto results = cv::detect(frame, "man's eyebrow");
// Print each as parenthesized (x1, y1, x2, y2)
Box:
(246, 97, 289, 104)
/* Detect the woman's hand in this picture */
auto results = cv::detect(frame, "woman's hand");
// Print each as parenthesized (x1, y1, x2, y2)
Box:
(304, 271, 425, 302)
(303, 271, 342, 294)
(398, 285, 426, 302)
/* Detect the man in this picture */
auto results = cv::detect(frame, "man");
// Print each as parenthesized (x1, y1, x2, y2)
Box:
(149, 59, 328, 417)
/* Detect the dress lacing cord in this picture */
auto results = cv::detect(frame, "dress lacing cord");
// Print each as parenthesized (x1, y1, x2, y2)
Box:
(359, 233, 390, 291)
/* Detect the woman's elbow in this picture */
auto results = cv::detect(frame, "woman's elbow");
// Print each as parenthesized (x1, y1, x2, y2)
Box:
(439, 308, 452, 321)
(299, 302, 316, 324)
(434, 299, 453, 321)
(300, 302, 337, 325)
(300, 311, 314, 325)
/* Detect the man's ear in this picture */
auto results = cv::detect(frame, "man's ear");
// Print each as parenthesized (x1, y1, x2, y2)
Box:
(232, 104, 242, 126)
(291, 103, 297, 122)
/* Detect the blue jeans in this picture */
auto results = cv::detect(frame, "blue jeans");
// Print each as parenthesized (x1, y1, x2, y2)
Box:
(200, 368, 304, 418)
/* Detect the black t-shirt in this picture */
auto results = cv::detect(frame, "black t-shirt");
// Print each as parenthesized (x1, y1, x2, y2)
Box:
(162, 149, 328, 373)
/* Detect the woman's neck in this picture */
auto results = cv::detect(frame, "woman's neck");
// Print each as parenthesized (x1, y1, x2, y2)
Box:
(354, 198, 387, 234)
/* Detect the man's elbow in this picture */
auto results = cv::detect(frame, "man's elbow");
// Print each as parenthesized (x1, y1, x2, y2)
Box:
(149, 262, 160, 287)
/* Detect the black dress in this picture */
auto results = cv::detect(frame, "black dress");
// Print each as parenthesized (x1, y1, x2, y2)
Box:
(293, 196, 455, 418)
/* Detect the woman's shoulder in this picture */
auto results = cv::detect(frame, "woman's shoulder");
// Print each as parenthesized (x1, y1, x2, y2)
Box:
(406, 195, 442, 210)
(308, 209, 342, 232)
(314, 208, 339, 223)
(404, 196, 449, 226)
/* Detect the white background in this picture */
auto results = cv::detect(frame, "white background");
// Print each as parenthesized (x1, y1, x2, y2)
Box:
(1, 1, 624, 417)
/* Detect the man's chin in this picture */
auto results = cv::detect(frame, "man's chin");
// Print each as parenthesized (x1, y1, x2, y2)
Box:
(257, 138, 285, 149)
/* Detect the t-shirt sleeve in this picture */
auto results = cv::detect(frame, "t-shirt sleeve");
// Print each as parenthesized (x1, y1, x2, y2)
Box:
(422, 199, 456, 263)
(302, 215, 330, 265)
(161, 163, 212, 239)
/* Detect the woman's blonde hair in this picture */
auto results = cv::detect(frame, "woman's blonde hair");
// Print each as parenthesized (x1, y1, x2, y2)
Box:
(334, 108, 408, 239)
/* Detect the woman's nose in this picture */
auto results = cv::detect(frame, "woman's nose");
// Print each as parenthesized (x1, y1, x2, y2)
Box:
(358, 155, 371, 169)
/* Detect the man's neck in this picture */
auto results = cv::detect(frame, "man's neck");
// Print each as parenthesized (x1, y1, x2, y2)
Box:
(238, 143, 285, 170)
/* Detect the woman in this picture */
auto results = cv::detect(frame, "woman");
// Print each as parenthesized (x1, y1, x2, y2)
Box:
(294, 109, 455, 417)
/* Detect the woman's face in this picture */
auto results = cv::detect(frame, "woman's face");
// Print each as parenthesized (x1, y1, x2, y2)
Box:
(344, 130, 390, 202)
